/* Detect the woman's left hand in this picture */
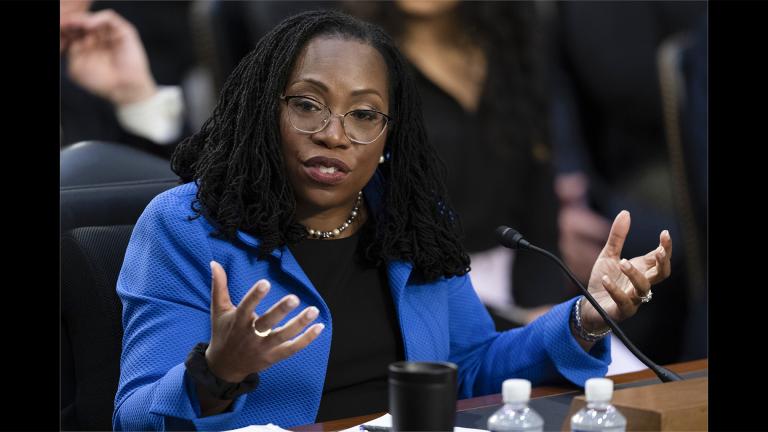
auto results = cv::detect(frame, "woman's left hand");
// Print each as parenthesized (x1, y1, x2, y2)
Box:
(578, 210, 673, 335)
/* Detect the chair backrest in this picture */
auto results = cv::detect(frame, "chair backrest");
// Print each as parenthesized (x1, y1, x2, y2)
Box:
(61, 225, 135, 431)
(60, 140, 176, 187)
(60, 138, 179, 233)
(61, 179, 178, 233)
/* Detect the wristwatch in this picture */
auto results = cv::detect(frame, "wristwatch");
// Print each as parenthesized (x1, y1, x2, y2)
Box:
(184, 342, 260, 400)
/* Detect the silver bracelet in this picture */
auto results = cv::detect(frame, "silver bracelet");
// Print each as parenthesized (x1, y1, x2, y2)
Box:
(572, 296, 611, 342)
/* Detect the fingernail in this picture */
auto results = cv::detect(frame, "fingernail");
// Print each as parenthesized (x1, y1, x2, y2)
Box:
(286, 296, 299, 308)
(210, 261, 216, 270)
(314, 324, 325, 334)
(256, 280, 270, 293)
(602, 275, 610, 284)
(306, 307, 319, 320)
(620, 259, 631, 270)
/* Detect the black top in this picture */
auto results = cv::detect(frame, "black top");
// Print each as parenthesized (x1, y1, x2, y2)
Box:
(410, 64, 566, 307)
(288, 227, 404, 422)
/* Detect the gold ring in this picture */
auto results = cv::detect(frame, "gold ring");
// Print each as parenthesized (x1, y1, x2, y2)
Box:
(252, 317, 272, 337)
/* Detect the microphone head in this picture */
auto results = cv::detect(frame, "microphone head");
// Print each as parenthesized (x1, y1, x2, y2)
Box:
(496, 225, 521, 249)
(495, 225, 509, 238)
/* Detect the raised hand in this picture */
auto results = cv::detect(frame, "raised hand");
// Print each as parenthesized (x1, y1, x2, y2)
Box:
(60, 9, 157, 106)
(204, 261, 324, 384)
(578, 211, 673, 334)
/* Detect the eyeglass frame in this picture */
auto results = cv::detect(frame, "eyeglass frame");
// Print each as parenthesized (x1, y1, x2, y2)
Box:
(279, 94, 393, 144)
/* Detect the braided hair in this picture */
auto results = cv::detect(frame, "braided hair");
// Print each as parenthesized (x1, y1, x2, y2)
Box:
(171, 10, 470, 282)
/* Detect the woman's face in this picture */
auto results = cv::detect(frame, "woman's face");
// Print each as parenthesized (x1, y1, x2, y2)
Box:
(280, 36, 389, 215)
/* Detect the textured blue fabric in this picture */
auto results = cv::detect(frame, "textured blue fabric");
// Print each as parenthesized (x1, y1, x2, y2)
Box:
(114, 181, 611, 431)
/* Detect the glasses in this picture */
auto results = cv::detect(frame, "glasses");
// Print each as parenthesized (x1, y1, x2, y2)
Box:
(280, 95, 392, 144)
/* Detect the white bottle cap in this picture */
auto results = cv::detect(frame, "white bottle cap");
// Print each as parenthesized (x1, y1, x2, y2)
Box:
(502, 379, 531, 403)
(585, 378, 614, 402)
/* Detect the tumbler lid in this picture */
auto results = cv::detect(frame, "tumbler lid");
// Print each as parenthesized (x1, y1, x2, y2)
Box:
(388, 361, 457, 384)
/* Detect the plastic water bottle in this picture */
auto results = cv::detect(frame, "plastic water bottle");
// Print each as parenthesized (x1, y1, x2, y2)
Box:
(570, 378, 627, 432)
(487, 379, 544, 432)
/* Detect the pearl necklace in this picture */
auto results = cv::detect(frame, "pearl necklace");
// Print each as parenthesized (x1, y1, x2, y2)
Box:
(305, 191, 363, 239)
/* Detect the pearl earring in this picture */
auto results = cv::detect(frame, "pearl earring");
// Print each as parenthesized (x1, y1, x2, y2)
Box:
(379, 155, 385, 164)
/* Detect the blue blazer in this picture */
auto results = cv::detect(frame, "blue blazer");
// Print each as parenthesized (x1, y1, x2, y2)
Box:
(114, 178, 610, 431)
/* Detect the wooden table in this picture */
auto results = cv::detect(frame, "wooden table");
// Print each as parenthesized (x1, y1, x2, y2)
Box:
(293, 359, 708, 431)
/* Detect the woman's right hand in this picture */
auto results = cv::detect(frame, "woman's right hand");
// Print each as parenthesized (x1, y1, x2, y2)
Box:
(204, 261, 324, 383)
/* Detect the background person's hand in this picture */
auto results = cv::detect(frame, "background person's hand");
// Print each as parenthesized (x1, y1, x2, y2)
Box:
(555, 172, 612, 284)
(559, 205, 612, 284)
(60, 0, 93, 53)
(60, 9, 157, 106)
(204, 261, 325, 384)
(579, 211, 672, 334)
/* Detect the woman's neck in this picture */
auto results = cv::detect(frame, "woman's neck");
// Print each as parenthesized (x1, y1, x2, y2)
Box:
(400, 12, 487, 113)
(401, 11, 465, 50)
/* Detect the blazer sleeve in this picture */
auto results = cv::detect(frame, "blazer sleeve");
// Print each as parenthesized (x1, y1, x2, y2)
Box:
(113, 190, 249, 431)
(447, 274, 611, 399)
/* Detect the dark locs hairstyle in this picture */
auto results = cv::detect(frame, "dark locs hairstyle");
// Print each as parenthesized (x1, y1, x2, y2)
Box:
(171, 9, 470, 281)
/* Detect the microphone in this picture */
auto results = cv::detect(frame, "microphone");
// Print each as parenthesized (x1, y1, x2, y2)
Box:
(495, 226, 683, 383)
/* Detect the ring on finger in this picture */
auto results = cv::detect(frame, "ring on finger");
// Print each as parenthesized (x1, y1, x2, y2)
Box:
(252, 316, 273, 338)
(635, 288, 653, 304)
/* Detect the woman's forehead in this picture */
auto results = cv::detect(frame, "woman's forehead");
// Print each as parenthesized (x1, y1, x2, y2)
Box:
(286, 36, 389, 102)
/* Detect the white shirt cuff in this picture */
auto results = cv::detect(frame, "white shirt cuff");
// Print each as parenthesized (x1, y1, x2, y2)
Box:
(116, 85, 184, 145)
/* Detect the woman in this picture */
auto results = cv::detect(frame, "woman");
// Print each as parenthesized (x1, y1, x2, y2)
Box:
(114, 10, 672, 431)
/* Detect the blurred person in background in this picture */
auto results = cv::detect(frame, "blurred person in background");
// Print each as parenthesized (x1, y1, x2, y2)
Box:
(346, 0, 566, 327)
(550, 1, 707, 367)
(60, 0, 195, 159)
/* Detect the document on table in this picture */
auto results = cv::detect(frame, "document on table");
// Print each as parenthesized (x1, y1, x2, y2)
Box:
(223, 413, 488, 432)
(223, 424, 291, 432)
(340, 413, 488, 432)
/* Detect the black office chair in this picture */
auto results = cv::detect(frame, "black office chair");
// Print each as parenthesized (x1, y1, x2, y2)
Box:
(61, 225, 135, 431)
(61, 156, 178, 429)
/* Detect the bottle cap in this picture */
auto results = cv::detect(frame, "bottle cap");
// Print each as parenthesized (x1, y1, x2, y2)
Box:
(585, 378, 613, 402)
(502, 379, 531, 403)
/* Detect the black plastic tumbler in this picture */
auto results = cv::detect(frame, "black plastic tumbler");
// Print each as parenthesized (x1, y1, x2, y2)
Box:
(388, 361, 458, 431)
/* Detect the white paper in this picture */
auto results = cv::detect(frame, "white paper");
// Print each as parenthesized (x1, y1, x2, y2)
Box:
(338, 413, 391, 432)
(340, 413, 488, 432)
(224, 423, 293, 432)
(607, 334, 649, 375)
